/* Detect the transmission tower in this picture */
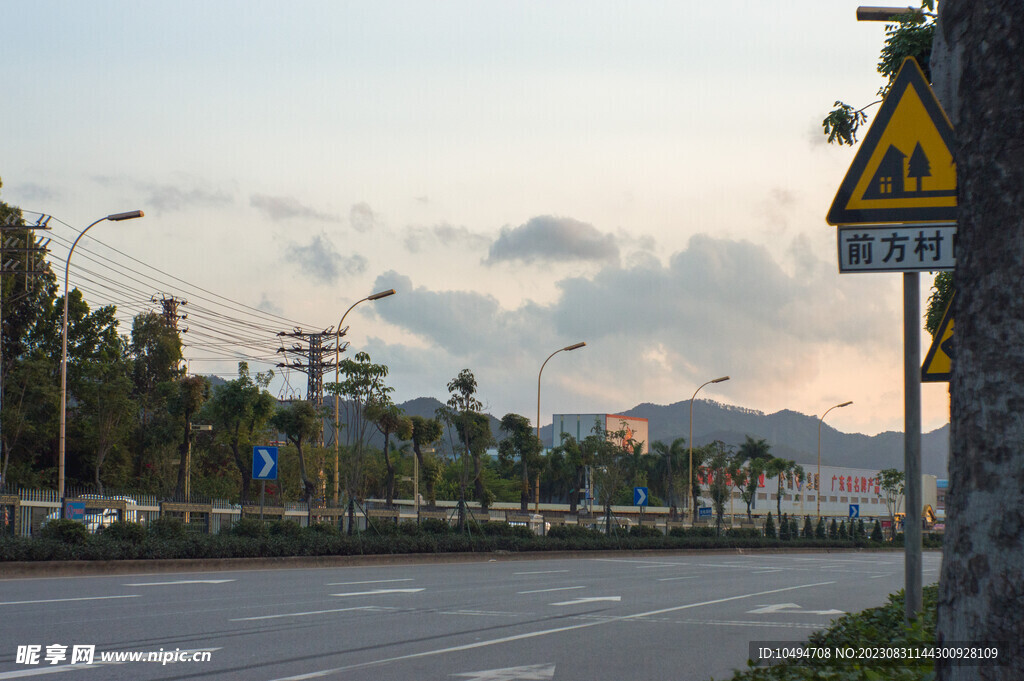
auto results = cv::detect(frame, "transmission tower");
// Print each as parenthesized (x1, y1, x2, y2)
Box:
(153, 294, 188, 333)
(276, 327, 343, 443)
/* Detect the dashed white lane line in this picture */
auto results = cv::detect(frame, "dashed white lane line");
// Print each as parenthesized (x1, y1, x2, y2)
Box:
(0, 595, 141, 606)
(517, 586, 585, 594)
(513, 570, 569, 575)
(230, 606, 380, 621)
(657, 576, 698, 582)
(325, 579, 414, 586)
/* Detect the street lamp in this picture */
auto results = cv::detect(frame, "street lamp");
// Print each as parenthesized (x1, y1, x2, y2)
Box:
(332, 288, 396, 505)
(817, 401, 853, 518)
(688, 375, 729, 523)
(536, 342, 586, 512)
(58, 210, 144, 506)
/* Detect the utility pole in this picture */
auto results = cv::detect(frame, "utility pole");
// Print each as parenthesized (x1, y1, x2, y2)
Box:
(276, 328, 339, 498)
(0, 213, 51, 490)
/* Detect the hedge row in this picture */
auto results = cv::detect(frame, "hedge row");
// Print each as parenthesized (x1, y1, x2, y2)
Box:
(719, 584, 938, 680)
(0, 518, 930, 562)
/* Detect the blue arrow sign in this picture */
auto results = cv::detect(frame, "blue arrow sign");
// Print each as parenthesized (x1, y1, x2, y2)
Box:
(849, 504, 860, 519)
(633, 487, 648, 507)
(252, 446, 278, 481)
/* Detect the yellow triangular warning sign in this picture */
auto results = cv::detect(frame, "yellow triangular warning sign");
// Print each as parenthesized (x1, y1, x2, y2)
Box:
(827, 58, 957, 225)
(922, 294, 954, 382)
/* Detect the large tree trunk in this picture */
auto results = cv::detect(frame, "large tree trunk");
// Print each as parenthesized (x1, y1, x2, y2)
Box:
(936, 3, 1024, 679)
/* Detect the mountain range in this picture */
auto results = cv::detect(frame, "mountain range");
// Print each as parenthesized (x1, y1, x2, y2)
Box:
(392, 396, 950, 478)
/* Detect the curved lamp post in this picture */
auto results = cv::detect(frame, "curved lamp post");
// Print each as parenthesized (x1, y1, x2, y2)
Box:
(59, 210, 144, 504)
(817, 400, 853, 518)
(332, 288, 396, 505)
(688, 375, 729, 522)
(535, 342, 585, 512)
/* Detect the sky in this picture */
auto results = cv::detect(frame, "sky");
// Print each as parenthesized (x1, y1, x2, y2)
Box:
(2, 1, 951, 438)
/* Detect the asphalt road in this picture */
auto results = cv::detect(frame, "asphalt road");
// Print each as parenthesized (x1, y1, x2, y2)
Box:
(0, 550, 942, 681)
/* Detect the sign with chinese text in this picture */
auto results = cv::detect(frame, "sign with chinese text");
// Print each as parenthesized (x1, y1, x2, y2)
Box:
(698, 506, 713, 518)
(922, 294, 954, 382)
(838, 224, 955, 273)
(827, 57, 956, 225)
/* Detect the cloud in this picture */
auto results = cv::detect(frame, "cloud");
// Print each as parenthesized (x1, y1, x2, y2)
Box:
(145, 185, 233, 213)
(251, 194, 340, 222)
(255, 294, 284, 317)
(486, 215, 620, 265)
(285, 234, 366, 284)
(7, 182, 59, 203)
(404, 223, 491, 253)
(350, 202, 379, 232)
(370, 234, 895, 418)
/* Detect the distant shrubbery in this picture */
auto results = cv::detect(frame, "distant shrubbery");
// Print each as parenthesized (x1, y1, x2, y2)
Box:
(0, 517, 906, 562)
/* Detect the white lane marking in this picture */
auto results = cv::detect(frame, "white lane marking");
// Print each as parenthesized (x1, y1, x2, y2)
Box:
(517, 586, 585, 595)
(868, 574, 891, 579)
(267, 580, 836, 680)
(751, 569, 784, 574)
(0, 595, 141, 606)
(452, 663, 555, 680)
(326, 579, 414, 586)
(513, 570, 569, 575)
(551, 596, 620, 606)
(231, 606, 378, 621)
(657, 576, 698, 582)
(438, 610, 521, 617)
(124, 579, 235, 586)
(331, 588, 424, 597)
(748, 603, 844, 616)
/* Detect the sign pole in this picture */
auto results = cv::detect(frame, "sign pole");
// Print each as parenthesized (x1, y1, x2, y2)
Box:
(260, 480, 266, 523)
(903, 272, 923, 621)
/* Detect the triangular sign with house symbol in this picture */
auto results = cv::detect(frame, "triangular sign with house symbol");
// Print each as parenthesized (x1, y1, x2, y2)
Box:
(827, 57, 957, 225)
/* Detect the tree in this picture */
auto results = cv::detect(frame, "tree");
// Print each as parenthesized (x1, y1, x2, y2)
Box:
(409, 415, 443, 505)
(935, 2, 1024, 665)
(586, 420, 631, 534)
(368, 400, 413, 506)
(764, 512, 776, 539)
(877, 467, 905, 540)
(201, 362, 275, 502)
(737, 436, 772, 519)
(437, 369, 484, 530)
(327, 351, 390, 531)
(77, 337, 135, 494)
(270, 400, 324, 502)
(702, 441, 734, 536)
(550, 433, 591, 514)
(650, 438, 686, 519)
(498, 413, 542, 511)
(766, 457, 803, 518)
(169, 375, 210, 499)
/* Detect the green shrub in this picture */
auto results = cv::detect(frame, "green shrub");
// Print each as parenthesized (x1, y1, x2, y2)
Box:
(228, 517, 265, 538)
(629, 525, 664, 538)
(419, 518, 452, 534)
(871, 519, 883, 542)
(268, 520, 301, 537)
(779, 513, 790, 540)
(764, 513, 776, 538)
(100, 520, 147, 544)
(547, 524, 603, 540)
(669, 525, 717, 538)
(838, 520, 848, 539)
(306, 521, 340, 536)
(829, 518, 838, 538)
(815, 517, 826, 539)
(147, 516, 187, 540)
(39, 519, 89, 544)
(724, 527, 761, 539)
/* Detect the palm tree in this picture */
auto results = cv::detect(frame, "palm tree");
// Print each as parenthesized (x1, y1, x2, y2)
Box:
(766, 457, 804, 518)
(651, 438, 687, 519)
(737, 436, 772, 519)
